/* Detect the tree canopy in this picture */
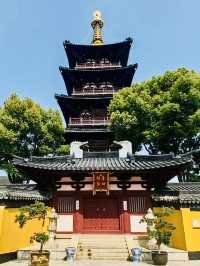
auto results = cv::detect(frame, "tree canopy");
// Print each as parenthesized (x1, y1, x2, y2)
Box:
(109, 68, 200, 181)
(0, 93, 68, 182)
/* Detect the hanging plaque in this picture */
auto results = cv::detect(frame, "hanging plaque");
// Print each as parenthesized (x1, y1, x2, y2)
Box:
(92, 172, 110, 195)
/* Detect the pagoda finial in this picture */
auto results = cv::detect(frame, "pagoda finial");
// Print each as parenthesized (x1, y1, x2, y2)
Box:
(91, 10, 104, 45)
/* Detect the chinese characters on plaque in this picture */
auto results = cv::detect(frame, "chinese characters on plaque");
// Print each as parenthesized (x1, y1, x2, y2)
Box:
(92, 172, 110, 195)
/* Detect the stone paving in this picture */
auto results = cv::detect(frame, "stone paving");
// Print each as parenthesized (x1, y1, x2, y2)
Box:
(1, 260, 200, 266)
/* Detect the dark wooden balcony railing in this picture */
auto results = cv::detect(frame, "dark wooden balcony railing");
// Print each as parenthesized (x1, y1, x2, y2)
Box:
(75, 62, 121, 69)
(68, 117, 111, 126)
(72, 86, 118, 95)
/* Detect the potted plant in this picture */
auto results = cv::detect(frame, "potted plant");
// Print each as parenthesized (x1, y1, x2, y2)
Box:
(141, 207, 176, 265)
(16, 201, 50, 266)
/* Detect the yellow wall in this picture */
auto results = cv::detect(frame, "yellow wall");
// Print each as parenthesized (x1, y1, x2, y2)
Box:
(0, 207, 49, 254)
(181, 208, 200, 251)
(154, 207, 200, 251)
(1, 205, 200, 253)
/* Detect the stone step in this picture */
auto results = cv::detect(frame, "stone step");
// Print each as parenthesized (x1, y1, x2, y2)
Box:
(141, 251, 189, 262)
(76, 256, 128, 261)
(78, 248, 128, 252)
(79, 243, 126, 246)
(79, 244, 127, 247)
(168, 252, 188, 261)
(77, 253, 129, 257)
(55, 234, 73, 239)
(50, 251, 66, 260)
(80, 237, 125, 240)
(77, 235, 129, 261)
(79, 239, 126, 243)
(78, 248, 127, 252)
(79, 239, 126, 242)
(78, 250, 128, 255)
(78, 245, 127, 249)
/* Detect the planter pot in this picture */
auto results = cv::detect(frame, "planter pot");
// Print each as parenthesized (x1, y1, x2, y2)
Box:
(30, 250, 50, 266)
(152, 251, 168, 265)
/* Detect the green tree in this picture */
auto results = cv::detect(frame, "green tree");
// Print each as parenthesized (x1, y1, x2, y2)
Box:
(109, 68, 200, 181)
(0, 93, 68, 182)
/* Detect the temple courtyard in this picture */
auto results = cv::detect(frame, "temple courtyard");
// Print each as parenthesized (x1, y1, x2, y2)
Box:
(1, 260, 200, 266)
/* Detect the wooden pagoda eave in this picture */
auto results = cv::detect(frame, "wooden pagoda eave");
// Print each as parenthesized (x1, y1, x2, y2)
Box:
(63, 38, 133, 68)
(55, 95, 112, 125)
(55, 94, 111, 113)
(64, 129, 113, 144)
(59, 64, 138, 95)
(55, 94, 112, 102)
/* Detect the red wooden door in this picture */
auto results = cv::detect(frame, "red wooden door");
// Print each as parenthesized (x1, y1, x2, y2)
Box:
(83, 198, 120, 232)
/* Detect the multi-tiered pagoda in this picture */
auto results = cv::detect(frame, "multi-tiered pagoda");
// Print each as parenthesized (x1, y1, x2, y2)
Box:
(13, 12, 193, 234)
(55, 11, 137, 151)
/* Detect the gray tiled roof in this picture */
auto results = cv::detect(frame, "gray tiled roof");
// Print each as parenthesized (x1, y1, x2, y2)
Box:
(13, 153, 192, 173)
(0, 185, 51, 201)
(152, 183, 200, 204)
(166, 183, 200, 192)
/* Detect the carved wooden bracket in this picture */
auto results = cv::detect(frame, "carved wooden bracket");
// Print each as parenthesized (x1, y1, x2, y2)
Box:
(117, 182, 131, 190)
(71, 183, 85, 191)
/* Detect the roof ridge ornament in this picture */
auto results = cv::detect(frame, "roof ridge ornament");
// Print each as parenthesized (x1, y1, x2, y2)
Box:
(91, 10, 104, 45)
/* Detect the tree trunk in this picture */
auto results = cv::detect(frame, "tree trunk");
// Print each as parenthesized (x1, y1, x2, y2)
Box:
(40, 242, 43, 252)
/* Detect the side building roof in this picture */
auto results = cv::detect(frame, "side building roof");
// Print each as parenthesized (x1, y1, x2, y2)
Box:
(152, 183, 200, 206)
(0, 184, 51, 201)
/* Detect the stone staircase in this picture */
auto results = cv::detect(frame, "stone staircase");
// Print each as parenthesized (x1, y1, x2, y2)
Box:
(17, 234, 189, 262)
(76, 234, 130, 261)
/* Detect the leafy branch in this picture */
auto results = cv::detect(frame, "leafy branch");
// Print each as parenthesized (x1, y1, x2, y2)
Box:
(15, 201, 48, 227)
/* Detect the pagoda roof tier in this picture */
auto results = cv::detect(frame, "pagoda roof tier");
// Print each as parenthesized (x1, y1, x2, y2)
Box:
(13, 153, 192, 187)
(64, 38, 133, 68)
(59, 64, 137, 95)
(55, 94, 111, 124)
(64, 128, 113, 143)
(66, 127, 112, 133)
(55, 94, 112, 102)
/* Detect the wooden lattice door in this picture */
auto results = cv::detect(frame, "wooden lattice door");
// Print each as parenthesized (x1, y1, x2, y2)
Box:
(83, 198, 120, 232)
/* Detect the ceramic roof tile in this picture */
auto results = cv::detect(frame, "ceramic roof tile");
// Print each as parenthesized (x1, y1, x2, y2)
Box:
(13, 153, 192, 173)
(152, 183, 200, 204)
(0, 185, 51, 201)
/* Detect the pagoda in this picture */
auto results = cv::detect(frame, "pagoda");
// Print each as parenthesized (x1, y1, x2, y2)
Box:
(55, 10, 137, 151)
(13, 12, 193, 235)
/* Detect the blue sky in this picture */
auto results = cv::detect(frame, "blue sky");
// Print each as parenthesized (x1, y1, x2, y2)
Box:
(0, 0, 200, 111)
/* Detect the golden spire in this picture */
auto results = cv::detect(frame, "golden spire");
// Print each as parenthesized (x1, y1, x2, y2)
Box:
(91, 10, 104, 45)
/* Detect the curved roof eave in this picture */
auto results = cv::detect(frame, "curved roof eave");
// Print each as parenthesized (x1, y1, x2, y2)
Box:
(64, 38, 133, 47)
(13, 153, 192, 174)
(59, 64, 138, 73)
(63, 38, 133, 68)
(59, 64, 137, 95)
(55, 94, 112, 101)
(59, 64, 138, 95)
